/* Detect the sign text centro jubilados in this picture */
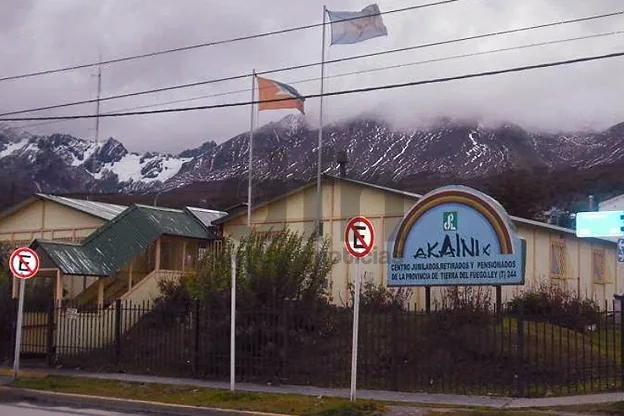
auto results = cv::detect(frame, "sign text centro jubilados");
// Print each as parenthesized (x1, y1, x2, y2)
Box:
(387, 185, 526, 287)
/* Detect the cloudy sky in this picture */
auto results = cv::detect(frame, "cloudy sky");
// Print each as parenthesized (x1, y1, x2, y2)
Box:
(1, 0, 624, 154)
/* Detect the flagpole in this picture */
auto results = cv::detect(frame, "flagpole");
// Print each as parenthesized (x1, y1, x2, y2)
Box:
(315, 5, 327, 251)
(247, 70, 256, 229)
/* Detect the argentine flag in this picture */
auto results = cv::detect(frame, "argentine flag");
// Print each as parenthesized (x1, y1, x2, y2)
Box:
(326, 4, 388, 45)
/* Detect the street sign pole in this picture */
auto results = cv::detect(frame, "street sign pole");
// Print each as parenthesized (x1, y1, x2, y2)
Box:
(344, 216, 374, 403)
(350, 256, 361, 402)
(13, 276, 25, 380)
(8, 247, 40, 380)
(230, 250, 236, 392)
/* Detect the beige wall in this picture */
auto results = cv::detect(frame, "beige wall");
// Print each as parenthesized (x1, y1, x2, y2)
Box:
(0, 199, 106, 245)
(223, 178, 622, 309)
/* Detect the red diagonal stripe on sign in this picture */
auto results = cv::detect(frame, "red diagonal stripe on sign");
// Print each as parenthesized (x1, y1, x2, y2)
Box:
(349, 222, 372, 252)
(16, 251, 35, 274)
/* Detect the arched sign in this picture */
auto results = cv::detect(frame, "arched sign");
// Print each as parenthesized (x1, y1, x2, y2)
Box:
(387, 185, 526, 287)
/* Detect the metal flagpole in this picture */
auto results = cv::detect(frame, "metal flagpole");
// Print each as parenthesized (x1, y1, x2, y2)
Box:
(247, 70, 256, 229)
(230, 249, 236, 391)
(315, 6, 327, 251)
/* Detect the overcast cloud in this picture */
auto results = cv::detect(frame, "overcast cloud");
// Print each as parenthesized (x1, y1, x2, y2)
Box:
(1, 0, 624, 154)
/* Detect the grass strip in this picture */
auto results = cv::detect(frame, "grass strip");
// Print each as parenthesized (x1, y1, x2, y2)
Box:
(10, 375, 385, 416)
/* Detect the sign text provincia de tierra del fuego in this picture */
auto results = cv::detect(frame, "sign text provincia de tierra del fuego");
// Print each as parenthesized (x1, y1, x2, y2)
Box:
(386, 185, 526, 287)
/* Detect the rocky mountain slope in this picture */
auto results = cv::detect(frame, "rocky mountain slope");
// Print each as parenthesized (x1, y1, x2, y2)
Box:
(1, 114, 624, 197)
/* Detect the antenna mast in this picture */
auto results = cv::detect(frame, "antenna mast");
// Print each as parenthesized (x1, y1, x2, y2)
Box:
(90, 54, 102, 193)
(95, 56, 102, 148)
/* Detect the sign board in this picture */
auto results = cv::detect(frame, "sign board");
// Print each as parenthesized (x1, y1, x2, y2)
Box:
(618, 239, 624, 263)
(9, 247, 39, 279)
(386, 185, 526, 287)
(344, 216, 375, 258)
(575, 210, 624, 238)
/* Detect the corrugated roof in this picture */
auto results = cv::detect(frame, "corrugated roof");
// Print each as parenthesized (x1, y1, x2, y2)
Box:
(185, 206, 227, 228)
(37, 193, 127, 220)
(34, 240, 110, 276)
(31, 204, 218, 276)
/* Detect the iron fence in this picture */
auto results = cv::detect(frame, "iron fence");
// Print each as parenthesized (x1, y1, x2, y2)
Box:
(12, 299, 622, 398)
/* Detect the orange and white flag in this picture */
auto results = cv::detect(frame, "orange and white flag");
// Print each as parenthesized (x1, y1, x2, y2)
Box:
(256, 76, 305, 114)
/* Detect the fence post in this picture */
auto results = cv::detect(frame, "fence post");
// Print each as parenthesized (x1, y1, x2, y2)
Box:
(114, 299, 122, 365)
(515, 304, 525, 397)
(194, 298, 200, 376)
(46, 300, 55, 368)
(620, 304, 624, 391)
(9, 297, 18, 365)
(280, 301, 288, 381)
(391, 307, 399, 391)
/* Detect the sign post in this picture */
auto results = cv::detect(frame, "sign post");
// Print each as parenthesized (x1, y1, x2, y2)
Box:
(230, 250, 236, 392)
(9, 247, 40, 380)
(344, 216, 375, 402)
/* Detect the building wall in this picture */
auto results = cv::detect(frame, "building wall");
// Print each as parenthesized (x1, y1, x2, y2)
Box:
(0, 199, 106, 246)
(223, 179, 621, 309)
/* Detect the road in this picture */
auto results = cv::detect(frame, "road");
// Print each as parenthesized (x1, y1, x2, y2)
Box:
(0, 401, 148, 415)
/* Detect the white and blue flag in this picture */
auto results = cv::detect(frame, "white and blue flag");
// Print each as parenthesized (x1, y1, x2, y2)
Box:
(326, 4, 388, 45)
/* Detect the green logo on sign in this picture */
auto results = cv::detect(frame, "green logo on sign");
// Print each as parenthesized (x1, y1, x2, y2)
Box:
(443, 211, 457, 231)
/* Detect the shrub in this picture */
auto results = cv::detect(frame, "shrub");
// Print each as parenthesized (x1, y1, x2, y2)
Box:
(345, 280, 411, 313)
(188, 228, 336, 309)
(430, 286, 495, 328)
(506, 279, 601, 331)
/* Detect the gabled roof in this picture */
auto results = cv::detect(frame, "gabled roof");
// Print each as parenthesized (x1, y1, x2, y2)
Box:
(216, 174, 616, 246)
(31, 204, 219, 276)
(0, 193, 127, 222)
(184, 206, 227, 228)
(214, 174, 421, 224)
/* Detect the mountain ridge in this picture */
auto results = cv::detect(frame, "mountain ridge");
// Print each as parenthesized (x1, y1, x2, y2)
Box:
(1, 114, 624, 200)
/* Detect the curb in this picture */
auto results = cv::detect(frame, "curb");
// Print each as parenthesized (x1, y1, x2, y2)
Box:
(0, 386, 293, 416)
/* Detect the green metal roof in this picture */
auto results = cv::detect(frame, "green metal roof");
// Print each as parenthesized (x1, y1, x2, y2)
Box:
(31, 204, 216, 276)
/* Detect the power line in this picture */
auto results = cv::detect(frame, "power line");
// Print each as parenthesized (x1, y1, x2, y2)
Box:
(0, 0, 461, 83)
(1, 49, 622, 122)
(1, 10, 622, 118)
(17, 29, 624, 130)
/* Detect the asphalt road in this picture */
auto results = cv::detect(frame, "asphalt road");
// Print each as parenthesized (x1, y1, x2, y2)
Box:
(0, 401, 149, 415)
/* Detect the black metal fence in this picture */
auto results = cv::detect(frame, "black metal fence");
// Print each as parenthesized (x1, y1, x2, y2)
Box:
(0, 297, 16, 365)
(11, 299, 623, 398)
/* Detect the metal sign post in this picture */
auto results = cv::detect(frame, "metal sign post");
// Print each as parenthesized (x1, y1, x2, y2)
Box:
(230, 250, 236, 392)
(344, 216, 375, 402)
(9, 247, 40, 380)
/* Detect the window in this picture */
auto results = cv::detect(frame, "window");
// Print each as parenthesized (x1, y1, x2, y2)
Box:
(592, 249, 606, 282)
(550, 240, 566, 278)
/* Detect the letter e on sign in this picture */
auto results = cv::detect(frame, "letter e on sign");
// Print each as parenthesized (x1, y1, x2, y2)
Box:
(9, 247, 40, 280)
(345, 216, 375, 258)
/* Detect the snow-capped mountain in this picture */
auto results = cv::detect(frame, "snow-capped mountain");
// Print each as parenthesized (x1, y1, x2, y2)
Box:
(1, 114, 624, 197)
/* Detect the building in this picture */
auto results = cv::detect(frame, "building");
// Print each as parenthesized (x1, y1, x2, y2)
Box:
(0, 194, 128, 298)
(21, 203, 226, 356)
(28, 204, 226, 305)
(216, 174, 621, 309)
(0, 193, 127, 246)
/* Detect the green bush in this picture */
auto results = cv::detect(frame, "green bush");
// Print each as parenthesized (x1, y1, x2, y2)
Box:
(345, 280, 411, 313)
(187, 228, 336, 309)
(506, 280, 601, 331)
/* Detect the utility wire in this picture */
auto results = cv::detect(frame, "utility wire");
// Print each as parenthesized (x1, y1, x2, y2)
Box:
(1, 49, 622, 122)
(0, 0, 461, 83)
(0, 10, 622, 118)
(17, 29, 624, 130)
